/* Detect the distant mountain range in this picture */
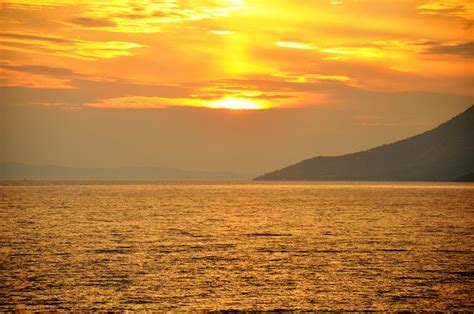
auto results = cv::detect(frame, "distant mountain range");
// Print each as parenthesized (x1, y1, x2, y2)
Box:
(0, 163, 243, 181)
(255, 105, 473, 182)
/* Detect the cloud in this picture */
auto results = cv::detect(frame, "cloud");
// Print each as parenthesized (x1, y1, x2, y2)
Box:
(273, 40, 412, 61)
(275, 41, 318, 50)
(85, 96, 178, 109)
(426, 42, 474, 57)
(0, 32, 71, 44)
(1, 0, 472, 107)
(2, 0, 244, 33)
(320, 47, 385, 60)
(0, 16, 23, 25)
(0, 0, 71, 9)
(272, 72, 354, 84)
(85, 94, 279, 110)
(1, 63, 192, 108)
(1, 63, 78, 78)
(190, 80, 296, 102)
(0, 66, 74, 89)
(0, 63, 117, 87)
(210, 30, 235, 35)
(0, 63, 300, 109)
(314, 39, 473, 61)
(0, 31, 144, 60)
(67, 16, 117, 28)
(418, 0, 474, 21)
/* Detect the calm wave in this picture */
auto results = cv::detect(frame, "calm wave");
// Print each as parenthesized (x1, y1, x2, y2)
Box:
(1, 182, 473, 311)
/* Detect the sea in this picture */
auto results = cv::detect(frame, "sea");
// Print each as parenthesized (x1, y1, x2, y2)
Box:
(0, 181, 473, 311)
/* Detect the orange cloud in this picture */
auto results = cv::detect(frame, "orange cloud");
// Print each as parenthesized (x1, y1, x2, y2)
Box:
(0, 67, 74, 89)
(418, 0, 474, 21)
(85, 96, 175, 109)
(0, 31, 144, 60)
(275, 41, 318, 50)
(0, 0, 472, 112)
(3, 0, 244, 33)
(85, 95, 272, 110)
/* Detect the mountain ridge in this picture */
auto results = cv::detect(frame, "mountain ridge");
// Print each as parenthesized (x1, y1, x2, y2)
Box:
(255, 105, 473, 182)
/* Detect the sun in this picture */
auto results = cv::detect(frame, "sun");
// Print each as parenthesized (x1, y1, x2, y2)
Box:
(207, 97, 268, 110)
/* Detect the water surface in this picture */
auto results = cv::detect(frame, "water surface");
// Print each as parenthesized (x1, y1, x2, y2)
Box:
(1, 182, 473, 311)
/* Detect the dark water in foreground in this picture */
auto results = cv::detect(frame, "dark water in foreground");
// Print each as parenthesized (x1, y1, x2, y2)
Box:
(0, 182, 473, 311)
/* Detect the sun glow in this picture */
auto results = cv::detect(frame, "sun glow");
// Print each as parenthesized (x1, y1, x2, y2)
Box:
(1, 0, 472, 110)
(207, 97, 268, 110)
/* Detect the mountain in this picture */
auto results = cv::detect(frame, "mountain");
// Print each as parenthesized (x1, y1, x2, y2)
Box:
(255, 105, 474, 182)
(0, 163, 244, 181)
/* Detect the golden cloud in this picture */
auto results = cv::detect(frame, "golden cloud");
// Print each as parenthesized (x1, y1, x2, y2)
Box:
(0, 67, 74, 89)
(0, 31, 144, 60)
(3, 0, 244, 33)
(418, 0, 474, 21)
(85, 95, 272, 110)
(275, 41, 318, 50)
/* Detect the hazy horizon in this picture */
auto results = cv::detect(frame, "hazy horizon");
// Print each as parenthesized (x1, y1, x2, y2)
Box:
(2, 104, 471, 177)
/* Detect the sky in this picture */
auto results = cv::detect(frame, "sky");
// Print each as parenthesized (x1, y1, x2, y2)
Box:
(0, 0, 473, 176)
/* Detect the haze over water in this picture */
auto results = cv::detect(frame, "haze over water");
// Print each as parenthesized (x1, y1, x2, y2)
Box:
(1, 182, 473, 311)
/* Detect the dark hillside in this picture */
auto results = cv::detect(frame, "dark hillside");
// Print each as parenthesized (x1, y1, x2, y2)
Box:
(255, 106, 473, 181)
